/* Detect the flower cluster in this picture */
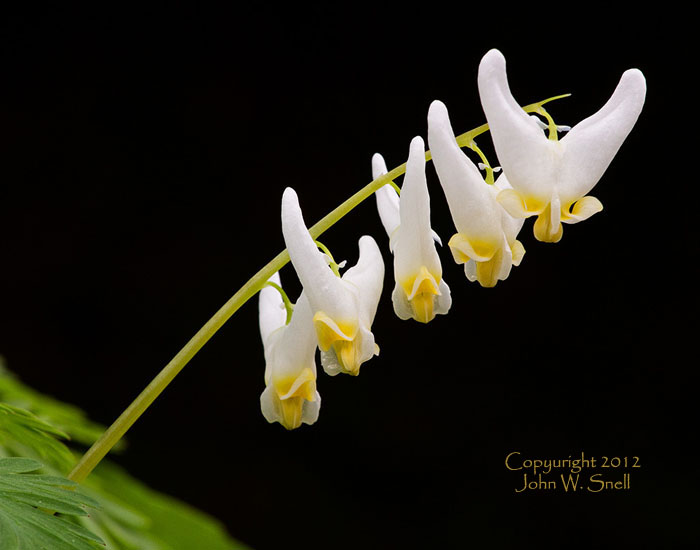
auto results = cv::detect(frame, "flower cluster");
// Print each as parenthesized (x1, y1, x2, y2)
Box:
(258, 48, 646, 430)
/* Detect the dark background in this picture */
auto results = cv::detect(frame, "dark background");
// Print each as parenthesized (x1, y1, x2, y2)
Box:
(1, 4, 697, 549)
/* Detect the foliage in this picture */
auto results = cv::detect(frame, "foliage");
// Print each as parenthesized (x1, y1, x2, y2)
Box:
(0, 457, 103, 550)
(0, 358, 250, 550)
(80, 461, 249, 550)
(0, 363, 109, 450)
(0, 403, 75, 472)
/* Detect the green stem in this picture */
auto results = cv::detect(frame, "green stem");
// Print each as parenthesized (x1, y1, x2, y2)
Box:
(67, 95, 566, 484)
(264, 281, 295, 325)
(314, 240, 341, 277)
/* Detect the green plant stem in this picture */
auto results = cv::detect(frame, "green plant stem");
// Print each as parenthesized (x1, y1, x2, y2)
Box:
(67, 96, 565, 484)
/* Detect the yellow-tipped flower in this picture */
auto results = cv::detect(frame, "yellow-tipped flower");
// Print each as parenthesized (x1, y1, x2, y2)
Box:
(259, 272, 320, 430)
(281, 188, 384, 376)
(428, 100, 525, 288)
(478, 48, 646, 242)
(373, 136, 451, 323)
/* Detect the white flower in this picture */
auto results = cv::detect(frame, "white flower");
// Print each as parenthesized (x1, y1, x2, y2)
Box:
(374, 136, 451, 323)
(281, 187, 384, 376)
(259, 272, 320, 430)
(478, 48, 646, 242)
(428, 99, 525, 288)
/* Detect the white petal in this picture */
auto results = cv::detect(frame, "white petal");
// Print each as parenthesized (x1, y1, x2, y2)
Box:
(372, 151, 388, 181)
(427, 100, 505, 242)
(492, 171, 513, 192)
(435, 278, 452, 316)
(560, 68, 646, 199)
(260, 384, 279, 424)
(341, 235, 385, 326)
(375, 184, 401, 242)
(301, 392, 321, 425)
(270, 292, 318, 380)
(319, 349, 343, 376)
(391, 282, 414, 321)
(281, 187, 357, 320)
(373, 152, 401, 241)
(464, 260, 477, 282)
(258, 271, 285, 346)
(477, 49, 558, 201)
(393, 136, 443, 282)
(493, 173, 526, 244)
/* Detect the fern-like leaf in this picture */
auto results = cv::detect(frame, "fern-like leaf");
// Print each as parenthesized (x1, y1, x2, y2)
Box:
(0, 361, 249, 549)
(0, 403, 75, 472)
(0, 361, 108, 448)
(0, 457, 104, 550)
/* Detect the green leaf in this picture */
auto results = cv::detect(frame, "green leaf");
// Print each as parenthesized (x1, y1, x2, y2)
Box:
(0, 403, 76, 473)
(0, 457, 104, 550)
(77, 461, 251, 550)
(0, 361, 250, 550)
(0, 360, 111, 449)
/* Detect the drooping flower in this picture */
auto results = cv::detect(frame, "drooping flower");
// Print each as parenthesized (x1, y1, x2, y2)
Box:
(281, 187, 384, 376)
(259, 272, 320, 430)
(428, 99, 525, 288)
(478, 48, 647, 242)
(373, 136, 451, 323)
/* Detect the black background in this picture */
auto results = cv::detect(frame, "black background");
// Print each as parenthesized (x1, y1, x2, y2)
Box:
(1, 4, 697, 549)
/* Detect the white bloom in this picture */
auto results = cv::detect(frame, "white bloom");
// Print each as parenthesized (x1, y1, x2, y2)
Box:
(259, 272, 320, 430)
(281, 187, 384, 376)
(428, 99, 525, 288)
(478, 48, 646, 242)
(374, 137, 451, 323)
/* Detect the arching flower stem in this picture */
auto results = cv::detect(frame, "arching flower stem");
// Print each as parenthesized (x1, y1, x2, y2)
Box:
(313, 239, 343, 277)
(388, 180, 402, 196)
(67, 94, 566, 484)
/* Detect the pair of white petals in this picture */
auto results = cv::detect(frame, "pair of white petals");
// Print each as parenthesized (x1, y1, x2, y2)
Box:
(478, 49, 647, 243)
(374, 136, 452, 323)
(282, 188, 384, 377)
(259, 188, 384, 429)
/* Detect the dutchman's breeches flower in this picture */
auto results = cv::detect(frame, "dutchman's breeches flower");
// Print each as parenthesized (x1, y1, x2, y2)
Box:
(428, 100, 525, 288)
(374, 137, 451, 323)
(281, 187, 384, 376)
(259, 273, 321, 430)
(478, 48, 647, 243)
